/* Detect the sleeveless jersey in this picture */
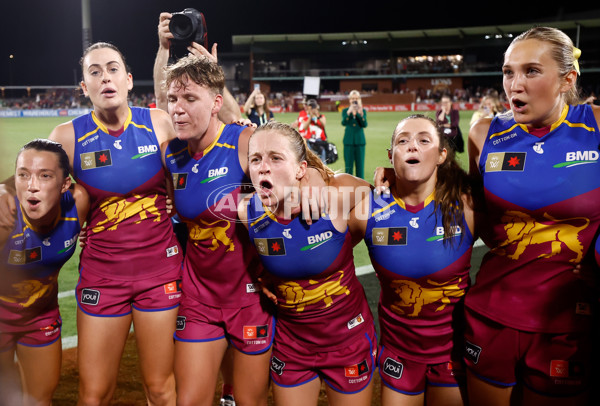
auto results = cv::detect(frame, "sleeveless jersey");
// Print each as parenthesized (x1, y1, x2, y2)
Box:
(465, 104, 600, 333)
(365, 190, 473, 363)
(0, 191, 80, 326)
(247, 194, 373, 351)
(164, 123, 262, 308)
(72, 107, 182, 281)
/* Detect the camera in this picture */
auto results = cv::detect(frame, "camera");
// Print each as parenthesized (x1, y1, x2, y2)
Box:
(352, 101, 358, 105)
(168, 8, 208, 62)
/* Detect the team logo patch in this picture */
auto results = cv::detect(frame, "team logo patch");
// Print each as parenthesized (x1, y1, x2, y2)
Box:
(80, 288, 100, 306)
(485, 152, 526, 172)
(172, 173, 188, 190)
(176, 316, 186, 331)
(549, 360, 584, 378)
(243, 325, 269, 339)
(254, 238, 286, 256)
(347, 313, 365, 330)
(465, 341, 482, 364)
(80, 150, 112, 170)
(163, 280, 182, 295)
(382, 358, 403, 379)
(166, 245, 179, 258)
(345, 360, 369, 378)
(8, 247, 42, 265)
(372, 227, 407, 246)
(271, 356, 285, 376)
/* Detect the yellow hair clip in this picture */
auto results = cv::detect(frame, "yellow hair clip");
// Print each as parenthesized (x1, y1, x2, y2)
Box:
(573, 46, 581, 75)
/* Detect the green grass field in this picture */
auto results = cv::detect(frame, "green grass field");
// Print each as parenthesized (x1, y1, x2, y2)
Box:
(0, 110, 474, 339)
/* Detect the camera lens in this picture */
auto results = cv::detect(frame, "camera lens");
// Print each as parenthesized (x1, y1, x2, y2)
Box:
(169, 13, 197, 40)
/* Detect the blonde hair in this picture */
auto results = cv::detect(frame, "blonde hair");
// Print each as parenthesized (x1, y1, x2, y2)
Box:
(251, 121, 334, 180)
(508, 26, 580, 105)
(165, 55, 225, 96)
(349, 90, 361, 98)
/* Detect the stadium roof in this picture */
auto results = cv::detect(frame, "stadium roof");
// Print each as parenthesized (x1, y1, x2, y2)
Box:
(231, 18, 600, 54)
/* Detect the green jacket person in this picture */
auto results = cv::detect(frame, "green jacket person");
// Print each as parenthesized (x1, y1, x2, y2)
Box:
(341, 90, 368, 178)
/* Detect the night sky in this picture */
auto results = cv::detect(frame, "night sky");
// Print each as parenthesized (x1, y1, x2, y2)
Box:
(1, 1, 599, 86)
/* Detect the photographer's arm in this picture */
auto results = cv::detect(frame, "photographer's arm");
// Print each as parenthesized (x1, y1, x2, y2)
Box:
(153, 12, 173, 112)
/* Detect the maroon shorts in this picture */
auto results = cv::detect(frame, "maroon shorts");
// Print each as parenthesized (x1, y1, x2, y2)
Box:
(0, 314, 61, 352)
(76, 266, 182, 316)
(464, 308, 590, 396)
(175, 295, 274, 354)
(270, 325, 377, 394)
(377, 344, 464, 395)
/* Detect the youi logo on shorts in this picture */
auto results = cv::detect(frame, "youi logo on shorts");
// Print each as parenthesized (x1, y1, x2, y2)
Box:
(554, 150, 599, 168)
(271, 356, 285, 376)
(301, 231, 333, 251)
(465, 341, 482, 364)
(132, 144, 158, 159)
(81, 288, 100, 306)
(202, 167, 229, 183)
(382, 358, 403, 379)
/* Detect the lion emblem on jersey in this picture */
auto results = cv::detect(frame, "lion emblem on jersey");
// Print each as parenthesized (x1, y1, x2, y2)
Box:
(390, 277, 465, 317)
(491, 211, 589, 263)
(278, 270, 350, 312)
(0, 276, 56, 308)
(92, 194, 161, 233)
(188, 219, 234, 252)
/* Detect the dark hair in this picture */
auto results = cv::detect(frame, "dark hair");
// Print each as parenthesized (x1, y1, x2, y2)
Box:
(164, 55, 225, 96)
(391, 114, 470, 245)
(17, 139, 71, 179)
(80, 41, 131, 74)
(251, 121, 334, 180)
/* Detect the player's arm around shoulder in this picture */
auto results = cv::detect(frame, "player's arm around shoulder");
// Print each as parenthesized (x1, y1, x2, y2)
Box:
(48, 120, 76, 169)
(327, 173, 371, 233)
(150, 107, 177, 146)
(348, 190, 370, 247)
(72, 183, 90, 228)
(468, 117, 492, 177)
(238, 125, 256, 175)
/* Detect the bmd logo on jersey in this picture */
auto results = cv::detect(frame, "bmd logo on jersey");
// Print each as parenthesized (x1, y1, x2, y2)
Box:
(427, 226, 462, 242)
(554, 150, 599, 168)
(202, 167, 229, 183)
(132, 144, 158, 159)
(301, 231, 333, 251)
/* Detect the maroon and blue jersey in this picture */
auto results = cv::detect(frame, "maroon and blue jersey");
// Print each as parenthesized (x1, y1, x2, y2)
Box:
(72, 107, 182, 281)
(365, 190, 473, 363)
(466, 104, 600, 333)
(0, 191, 80, 326)
(164, 123, 262, 308)
(247, 194, 374, 351)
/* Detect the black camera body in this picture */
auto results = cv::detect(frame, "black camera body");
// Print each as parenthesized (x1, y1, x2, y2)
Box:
(168, 8, 208, 63)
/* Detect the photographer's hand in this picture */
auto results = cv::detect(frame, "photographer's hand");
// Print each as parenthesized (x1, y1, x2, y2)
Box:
(157, 12, 173, 50)
(188, 42, 219, 64)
